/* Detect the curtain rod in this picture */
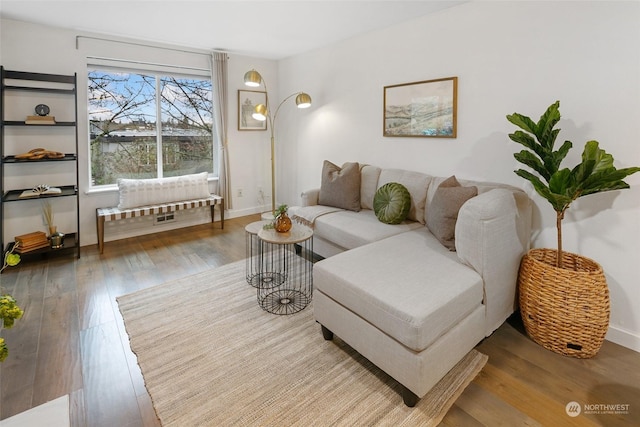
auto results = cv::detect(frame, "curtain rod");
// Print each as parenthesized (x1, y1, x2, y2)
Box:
(76, 35, 228, 58)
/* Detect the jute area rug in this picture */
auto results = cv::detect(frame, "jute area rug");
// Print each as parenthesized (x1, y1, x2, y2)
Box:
(117, 260, 488, 426)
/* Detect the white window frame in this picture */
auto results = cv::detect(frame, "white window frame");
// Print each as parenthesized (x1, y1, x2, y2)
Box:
(87, 59, 218, 190)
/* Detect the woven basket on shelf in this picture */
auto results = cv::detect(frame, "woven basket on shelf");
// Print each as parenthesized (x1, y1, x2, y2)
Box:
(518, 248, 610, 358)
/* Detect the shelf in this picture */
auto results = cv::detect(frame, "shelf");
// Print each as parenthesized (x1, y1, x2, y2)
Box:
(1, 66, 80, 259)
(5, 232, 78, 262)
(3, 154, 76, 163)
(3, 185, 77, 202)
(3, 70, 75, 84)
(2, 86, 75, 95)
(2, 121, 76, 126)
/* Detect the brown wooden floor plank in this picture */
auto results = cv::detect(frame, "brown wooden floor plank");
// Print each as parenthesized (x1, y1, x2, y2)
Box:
(0, 350, 37, 419)
(479, 321, 640, 426)
(69, 387, 86, 427)
(439, 404, 484, 426)
(80, 321, 141, 427)
(76, 269, 113, 331)
(449, 381, 542, 426)
(473, 362, 600, 426)
(136, 389, 161, 427)
(32, 291, 82, 407)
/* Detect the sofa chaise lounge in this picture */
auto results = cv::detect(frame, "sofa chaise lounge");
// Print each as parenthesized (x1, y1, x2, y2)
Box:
(290, 161, 532, 406)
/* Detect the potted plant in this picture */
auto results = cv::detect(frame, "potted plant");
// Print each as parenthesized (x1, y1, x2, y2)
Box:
(0, 243, 23, 362)
(263, 204, 292, 233)
(507, 100, 640, 358)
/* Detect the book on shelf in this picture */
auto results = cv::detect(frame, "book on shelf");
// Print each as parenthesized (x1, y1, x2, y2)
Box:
(14, 231, 49, 253)
(25, 115, 56, 125)
(18, 187, 62, 198)
(15, 231, 47, 243)
(15, 241, 50, 253)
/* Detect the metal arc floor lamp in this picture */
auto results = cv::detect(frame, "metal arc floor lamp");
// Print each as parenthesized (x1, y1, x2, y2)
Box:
(244, 69, 311, 215)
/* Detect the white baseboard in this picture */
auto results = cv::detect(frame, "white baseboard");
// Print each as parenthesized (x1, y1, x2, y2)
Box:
(225, 205, 270, 219)
(606, 326, 640, 353)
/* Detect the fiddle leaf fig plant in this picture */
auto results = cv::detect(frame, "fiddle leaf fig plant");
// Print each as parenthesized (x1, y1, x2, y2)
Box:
(507, 101, 640, 268)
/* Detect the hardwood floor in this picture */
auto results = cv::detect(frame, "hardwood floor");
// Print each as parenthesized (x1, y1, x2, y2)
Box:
(0, 214, 638, 426)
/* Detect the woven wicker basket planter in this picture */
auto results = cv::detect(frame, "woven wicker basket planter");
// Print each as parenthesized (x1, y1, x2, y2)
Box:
(518, 248, 610, 358)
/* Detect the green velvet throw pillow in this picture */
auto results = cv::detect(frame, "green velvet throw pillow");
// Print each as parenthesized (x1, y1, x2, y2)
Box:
(373, 182, 411, 224)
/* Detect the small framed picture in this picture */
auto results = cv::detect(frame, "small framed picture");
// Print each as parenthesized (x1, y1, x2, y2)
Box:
(383, 77, 458, 138)
(238, 90, 267, 131)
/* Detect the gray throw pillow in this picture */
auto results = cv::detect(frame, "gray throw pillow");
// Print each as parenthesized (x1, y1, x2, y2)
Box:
(426, 175, 477, 251)
(318, 160, 361, 211)
(373, 182, 411, 224)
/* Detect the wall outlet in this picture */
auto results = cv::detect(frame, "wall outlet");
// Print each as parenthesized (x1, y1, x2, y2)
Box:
(237, 188, 243, 197)
(257, 187, 265, 204)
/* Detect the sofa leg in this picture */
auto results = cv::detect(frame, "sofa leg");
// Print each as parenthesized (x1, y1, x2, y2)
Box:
(401, 386, 419, 407)
(321, 325, 334, 341)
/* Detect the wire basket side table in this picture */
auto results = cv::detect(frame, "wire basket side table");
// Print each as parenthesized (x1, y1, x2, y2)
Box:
(256, 224, 314, 315)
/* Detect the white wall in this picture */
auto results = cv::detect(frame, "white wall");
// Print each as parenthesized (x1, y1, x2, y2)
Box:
(276, 1, 640, 351)
(0, 18, 276, 246)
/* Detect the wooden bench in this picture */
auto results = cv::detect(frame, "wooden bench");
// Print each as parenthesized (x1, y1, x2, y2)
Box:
(96, 195, 224, 253)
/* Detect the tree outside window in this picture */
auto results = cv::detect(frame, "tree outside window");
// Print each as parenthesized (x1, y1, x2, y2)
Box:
(88, 69, 215, 186)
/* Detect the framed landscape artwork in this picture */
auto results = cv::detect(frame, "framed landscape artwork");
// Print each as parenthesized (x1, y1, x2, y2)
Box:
(383, 77, 458, 138)
(238, 90, 267, 131)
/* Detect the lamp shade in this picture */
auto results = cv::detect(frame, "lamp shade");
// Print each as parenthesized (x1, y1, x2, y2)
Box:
(295, 92, 312, 108)
(244, 70, 262, 87)
(252, 104, 268, 121)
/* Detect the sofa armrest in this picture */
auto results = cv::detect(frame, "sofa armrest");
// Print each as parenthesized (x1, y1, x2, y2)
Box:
(455, 189, 532, 336)
(300, 188, 320, 206)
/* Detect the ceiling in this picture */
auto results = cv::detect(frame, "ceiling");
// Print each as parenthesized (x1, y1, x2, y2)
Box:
(0, 1, 465, 60)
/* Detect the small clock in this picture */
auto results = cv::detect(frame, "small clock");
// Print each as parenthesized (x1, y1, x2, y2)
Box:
(35, 104, 50, 116)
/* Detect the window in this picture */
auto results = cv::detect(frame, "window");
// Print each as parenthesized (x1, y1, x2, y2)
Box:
(88, 68, 215, 187)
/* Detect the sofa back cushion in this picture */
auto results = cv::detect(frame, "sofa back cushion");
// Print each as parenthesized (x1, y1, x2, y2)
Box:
(378, 169, 431, 224)
(318, 160, 361, 211)
(360, 165, 382, 210)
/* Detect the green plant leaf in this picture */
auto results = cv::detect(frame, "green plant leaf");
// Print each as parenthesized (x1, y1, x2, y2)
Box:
(508, 130, 545, 156)
(514, 150, 549, 181)
(506, 112, 537, 135)
(515, 169, 568, 212)
(537, 101, 561, 150)
(550, 140, 572, 171)
(549, 168, 572, 195)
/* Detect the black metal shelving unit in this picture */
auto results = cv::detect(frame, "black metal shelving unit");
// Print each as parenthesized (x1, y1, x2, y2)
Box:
(0, 66, 80, 260)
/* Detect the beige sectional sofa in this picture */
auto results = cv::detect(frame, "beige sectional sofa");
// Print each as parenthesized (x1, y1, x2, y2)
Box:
(290, 162, 532, 406)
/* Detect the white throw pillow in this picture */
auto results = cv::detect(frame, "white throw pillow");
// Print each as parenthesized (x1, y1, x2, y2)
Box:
(117, 172, 210, 209)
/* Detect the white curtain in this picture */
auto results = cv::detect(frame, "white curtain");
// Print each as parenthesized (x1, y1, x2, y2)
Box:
(211, 52, 231, 209)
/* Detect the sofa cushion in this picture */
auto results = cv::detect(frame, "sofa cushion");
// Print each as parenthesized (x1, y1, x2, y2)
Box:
(313, 227, 484, 351)
(117, 172, 210, 209)
(373, 182, 411, 224)
(360, 165, 382, 210)
(378, 169, 431, 224)
(426, 176, 478, 251)
(313, 209, 422, 250)
(318, 160, 361, 212)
